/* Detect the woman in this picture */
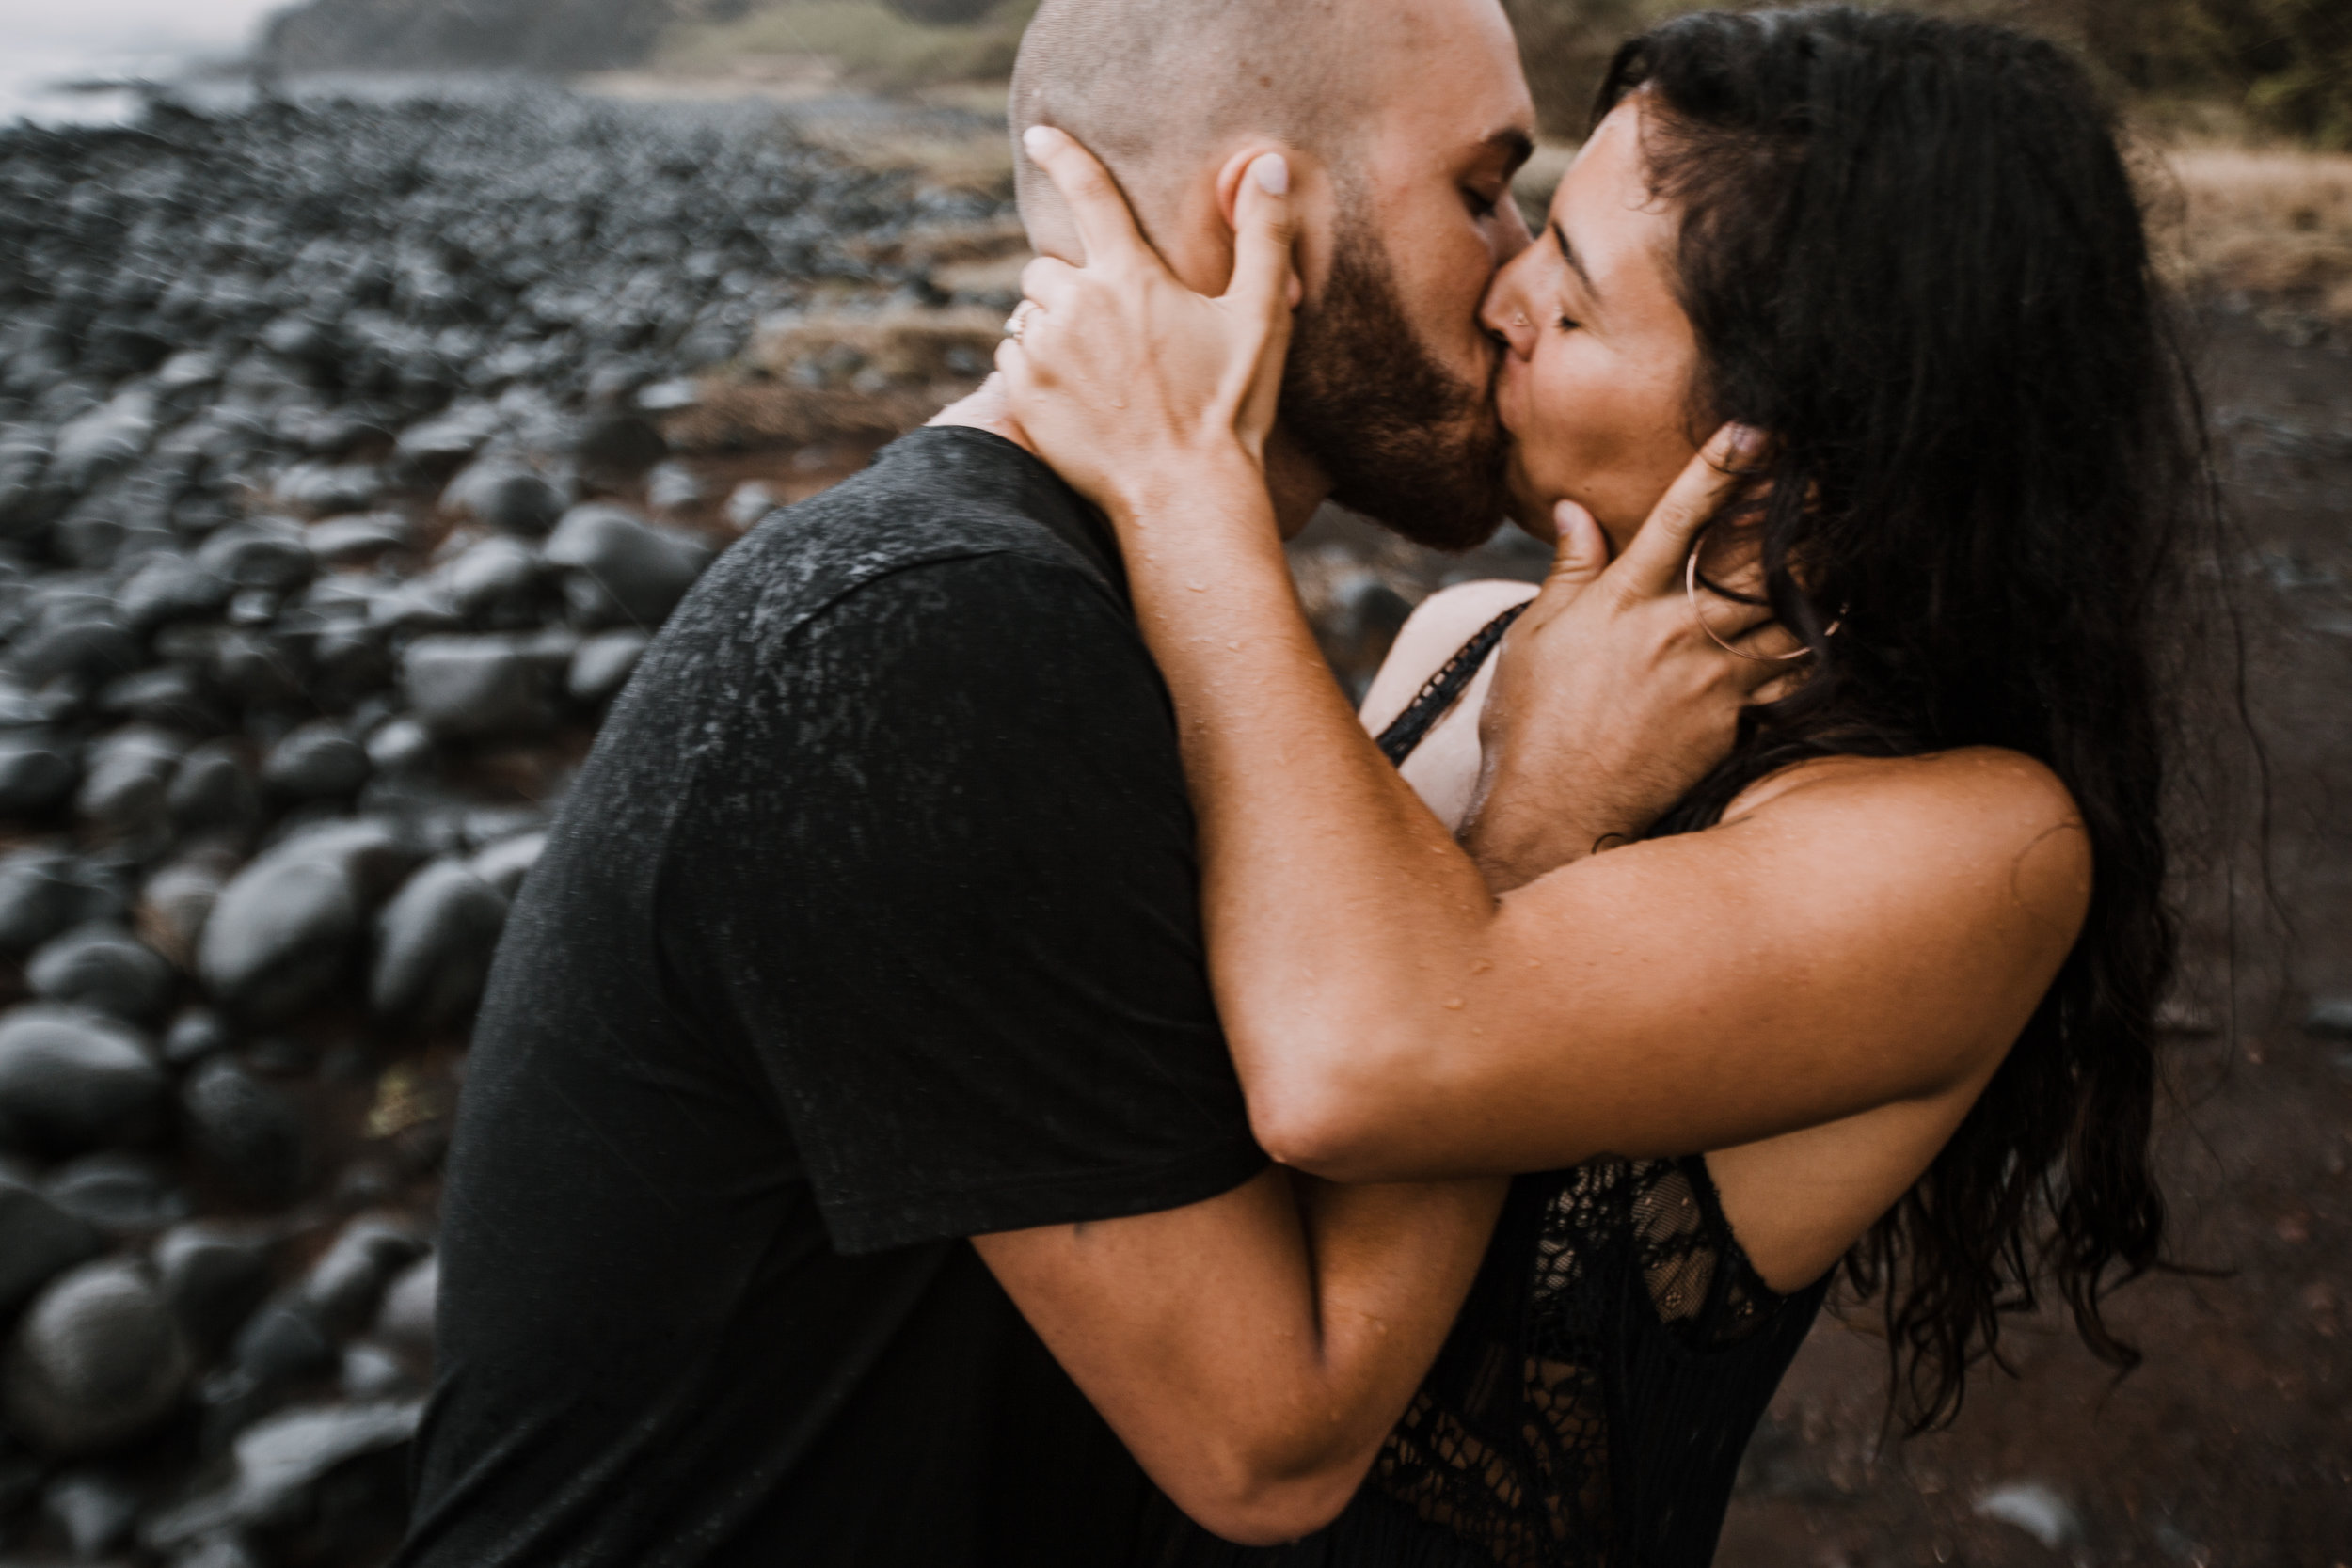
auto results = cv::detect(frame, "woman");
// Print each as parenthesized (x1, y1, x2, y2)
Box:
(1003, 8, 2206, 1566)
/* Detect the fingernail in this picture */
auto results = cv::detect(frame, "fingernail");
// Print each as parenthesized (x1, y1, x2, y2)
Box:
(1726, 423, 1765, 459)
(1023, 125, 1054, 158)
(1253, 154, 1290, 197)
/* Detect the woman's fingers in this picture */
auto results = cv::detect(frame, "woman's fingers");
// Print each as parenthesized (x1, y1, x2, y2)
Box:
(1224, 153, 1295, 327)
(1023, 126, 1156, 273)
(1613, 423, 1767, 595)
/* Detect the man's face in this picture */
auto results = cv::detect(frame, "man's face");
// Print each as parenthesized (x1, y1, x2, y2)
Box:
(1281, 0, 1535, 551)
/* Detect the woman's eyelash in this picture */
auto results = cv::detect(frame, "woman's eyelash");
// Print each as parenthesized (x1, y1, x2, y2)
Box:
(1557, 316, 1582, 332)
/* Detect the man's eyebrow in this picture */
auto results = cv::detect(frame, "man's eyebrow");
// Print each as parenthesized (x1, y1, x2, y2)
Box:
(1552, 219, 1600, 299)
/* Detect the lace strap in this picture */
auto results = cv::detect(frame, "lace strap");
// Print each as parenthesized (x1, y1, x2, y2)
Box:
(1374, 600, 1532, 767)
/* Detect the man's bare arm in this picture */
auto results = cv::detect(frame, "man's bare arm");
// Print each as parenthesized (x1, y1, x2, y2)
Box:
(973, 1167, 1504, 1544)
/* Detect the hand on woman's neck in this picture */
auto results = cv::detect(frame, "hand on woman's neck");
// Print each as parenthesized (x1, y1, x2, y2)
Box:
(932, 375, 1331, 539)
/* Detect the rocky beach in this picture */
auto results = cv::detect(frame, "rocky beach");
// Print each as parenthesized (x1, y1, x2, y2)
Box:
(0, 50, 2345, 1568)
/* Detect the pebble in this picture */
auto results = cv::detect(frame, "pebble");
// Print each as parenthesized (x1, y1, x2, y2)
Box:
(302, 1215, 427, 1337)
(645, 460, 706, 511)
(43, 1468, 143, 1558)
(42, 1150, 189, 1233)
(0, 728, 81, 813)
(0, 1005, 167, 1158)
(370, 861, 509, 1026)
(145, 1400, 421, 1550)
(469, 830, 546, 899)
(0, 1171, 104, 1317)
(194, 825, 416, 1022)
(261, 721, 371, 800)
(180, 1058, 308, 1205)
(723, 479, 780, 531)
(567, 628, 649, 705)
(442, 456, 564, 536)
(373, 1255, 437, 1351)
(167, 743, 262, 833)
(1972, 1480, 2083, 1549)
(542, 502, 714, 628)
(2303, 996, 2352, 1039)
(162, 1008, 233, 1069)
(3, 1259, 194, 1456)
(155, 1222, 278, 1354)
(0, 849, 121, 954)
(139, 850, 240, 973)
(445, 534, 545, 623)
(26, 922, 176, 1024)
(401, 633, 549, 738)
(75, 726, 185, 834)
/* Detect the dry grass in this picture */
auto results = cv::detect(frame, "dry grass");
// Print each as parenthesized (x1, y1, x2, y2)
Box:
(657, 0, 1036, 90)
(2160, 146, 2352, 320)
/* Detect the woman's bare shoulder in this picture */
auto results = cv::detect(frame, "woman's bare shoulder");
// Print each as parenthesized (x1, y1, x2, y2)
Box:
(1722, 747, 2091, 935)
(1356, 579, 1541, 736)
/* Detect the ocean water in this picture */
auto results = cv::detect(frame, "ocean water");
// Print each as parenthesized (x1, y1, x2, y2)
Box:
(0, 0, 287, 123)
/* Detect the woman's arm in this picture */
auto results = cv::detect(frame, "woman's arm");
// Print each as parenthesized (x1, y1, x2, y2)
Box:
(1000, 130, 2091, 1183)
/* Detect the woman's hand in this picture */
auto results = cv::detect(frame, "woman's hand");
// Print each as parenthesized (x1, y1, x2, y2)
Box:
(1467, 427, 1800, 890)
(997, 126, 1297, 531)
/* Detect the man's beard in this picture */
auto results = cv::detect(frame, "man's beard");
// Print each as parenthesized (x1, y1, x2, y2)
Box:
(1279, 219, 1510, 553)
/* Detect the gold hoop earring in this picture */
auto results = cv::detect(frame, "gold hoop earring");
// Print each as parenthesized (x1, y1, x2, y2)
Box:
(1684, 542, 1839, 662)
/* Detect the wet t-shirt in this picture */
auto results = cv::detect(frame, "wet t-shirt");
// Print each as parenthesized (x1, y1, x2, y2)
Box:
(398, 427, 1267, 1568)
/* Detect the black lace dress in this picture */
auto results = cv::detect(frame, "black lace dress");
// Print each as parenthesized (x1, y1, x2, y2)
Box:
(1138, 605, 1831, 1568)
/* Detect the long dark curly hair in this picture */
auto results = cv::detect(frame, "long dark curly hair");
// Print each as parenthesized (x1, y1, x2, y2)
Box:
(1613, 8, 2216, 1431)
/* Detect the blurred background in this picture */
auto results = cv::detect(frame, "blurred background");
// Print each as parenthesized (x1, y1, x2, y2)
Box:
(0, 2, 2344, 1564)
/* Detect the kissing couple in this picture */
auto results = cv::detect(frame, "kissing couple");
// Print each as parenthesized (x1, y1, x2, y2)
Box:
(395, 3, 2207, 1565)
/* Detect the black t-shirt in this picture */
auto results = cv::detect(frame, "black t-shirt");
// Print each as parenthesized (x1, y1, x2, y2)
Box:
(398, 427, 1269, 1568)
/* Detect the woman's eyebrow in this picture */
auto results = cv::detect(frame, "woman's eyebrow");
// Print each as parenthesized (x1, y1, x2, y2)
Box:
(1551, 219, 1601, 302)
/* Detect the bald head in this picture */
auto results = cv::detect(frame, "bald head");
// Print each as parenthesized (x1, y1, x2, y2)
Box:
(1009, 0, 1374, 261)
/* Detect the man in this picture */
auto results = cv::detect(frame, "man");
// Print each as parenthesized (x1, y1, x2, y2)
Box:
(396, 2, 1536, 1562)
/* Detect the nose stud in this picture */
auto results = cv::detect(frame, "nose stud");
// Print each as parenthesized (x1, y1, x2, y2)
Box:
(1513, 311, 1529, 330)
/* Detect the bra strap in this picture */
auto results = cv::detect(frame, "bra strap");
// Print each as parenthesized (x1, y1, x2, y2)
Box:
(1374, 599, 1532, 767)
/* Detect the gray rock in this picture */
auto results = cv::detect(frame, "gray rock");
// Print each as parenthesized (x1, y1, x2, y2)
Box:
(371, 860, 509, 1026)
(155, 1222, 277, 1354)
(11, 613, 140, 686)
(0, 728, 80, 813)
(167, 741, 262, 832)
(98, 665, 223, 732)
(644, 460, 704, 511)
(273, 461, 380, 517)
(119, 554, 231, 637)
(144, 1399, 420, 1549)
(373, 1255, 437, 1352)
(196, 521, 314, 595)
(140, 851, 240, 972)
(195, 825, 415, 1022)
(169, 1532, 263, 1568)
(51, 394, 157, 492)
(0, 1005, 165, 1158)
(567, 627, 647, 705)
(41, 1151, 188, 1233)
(363, 717, 434, 775)
(3, 1259, 193, 1456)
(75, 727, 184, 833)
(228, 1296, 334, 1389)
(44, 1467, 143, 1558)
(400, 634, 548, 739)
(723, 480, 778, 531)
(445, 534, 543, 621)
(442, 456, 564, 535)
(396, 402, 503, 468)
(468, 831, 545, 900)
(1972, 1480, 2082, 1549)
(27, 923, 175, 1023)
(304, 511, 410, 564)
(0, 849, 120, 953)
(162, 1008, 233, 1068)
(341, 1340, 414, 1398)
(542, 502, 713, 628)
(261, 721, 369, 800)
(302, 1215, 426, 1337)
(180, 1058, 307, 1205)
(2303, 996, 2352, 1039)
(0, 1171, 104, 1317)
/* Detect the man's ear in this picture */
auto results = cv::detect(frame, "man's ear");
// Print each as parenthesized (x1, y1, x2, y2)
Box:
(1215, 144, 1316, 307)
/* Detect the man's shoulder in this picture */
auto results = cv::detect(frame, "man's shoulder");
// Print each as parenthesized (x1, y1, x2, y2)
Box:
(701, 426, 1123, 641)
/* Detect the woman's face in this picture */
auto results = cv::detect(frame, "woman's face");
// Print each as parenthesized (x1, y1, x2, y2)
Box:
(1482, 99, 1702, 552)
